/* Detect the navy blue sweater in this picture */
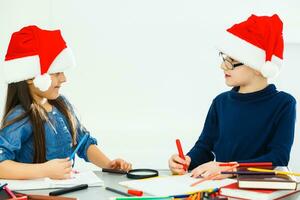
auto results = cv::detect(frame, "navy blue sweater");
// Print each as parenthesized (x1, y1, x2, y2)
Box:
(187, 84, 296, 169)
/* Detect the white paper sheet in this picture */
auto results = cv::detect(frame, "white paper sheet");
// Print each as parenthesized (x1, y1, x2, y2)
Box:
(119, 174, 236, 196)
(0, 170, 103, 190)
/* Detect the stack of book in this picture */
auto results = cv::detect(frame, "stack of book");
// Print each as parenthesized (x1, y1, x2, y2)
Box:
(220, 182, 299, 200)
(237, 166, 299, 190)
(218, 163, 300, 200)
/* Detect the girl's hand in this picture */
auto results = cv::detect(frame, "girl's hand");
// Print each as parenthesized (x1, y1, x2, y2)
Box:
(108, 159, 132, 171)
(168, 154, 191, 175)
(191, 161, 236, 179)
(43, 158, 72, 179)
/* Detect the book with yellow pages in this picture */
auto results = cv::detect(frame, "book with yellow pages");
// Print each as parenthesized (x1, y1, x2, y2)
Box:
(238, 167, 299, 190)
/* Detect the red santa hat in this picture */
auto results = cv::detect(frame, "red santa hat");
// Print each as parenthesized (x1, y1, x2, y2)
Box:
(3, 25, 75, 91)
(217, 14, 284, 78)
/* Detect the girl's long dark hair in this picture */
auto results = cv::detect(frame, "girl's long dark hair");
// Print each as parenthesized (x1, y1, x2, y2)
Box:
(0, 81, 77, 163)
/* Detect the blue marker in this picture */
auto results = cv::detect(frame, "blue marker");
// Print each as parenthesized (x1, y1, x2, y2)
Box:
(69, 134, 89, 160)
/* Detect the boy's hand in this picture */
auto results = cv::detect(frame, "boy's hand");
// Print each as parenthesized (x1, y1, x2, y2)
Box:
(43, 158, 72, 179)
(168, 154, 191, 175)
(108, 159, 132, 171)
(190, 161, 236, 179)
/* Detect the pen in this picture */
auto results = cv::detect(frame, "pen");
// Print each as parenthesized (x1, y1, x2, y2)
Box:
(176, 139, 187, 171)
(49, 184, 88, 196)
(219, 162, 272, 167)
(105, 186, 131, 197)
(221, 171, 275, 175)
(247, 168, 300, 176)
(69, 134, 89, 160)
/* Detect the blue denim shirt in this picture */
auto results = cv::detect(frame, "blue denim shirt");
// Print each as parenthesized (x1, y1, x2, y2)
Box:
(0, 97, 97, 163)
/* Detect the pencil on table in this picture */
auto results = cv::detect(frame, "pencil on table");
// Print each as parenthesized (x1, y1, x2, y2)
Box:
(247, 168, 300, 176)
(196, 192, 200, 200)
(219, 162, 272, 167)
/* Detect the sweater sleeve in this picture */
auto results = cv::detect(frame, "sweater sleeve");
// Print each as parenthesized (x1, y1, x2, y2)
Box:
(237, 98, 296, 166)
(187, 100, 219, 169)
(0, 107, 31, 162)
(75, 125, 97, 162)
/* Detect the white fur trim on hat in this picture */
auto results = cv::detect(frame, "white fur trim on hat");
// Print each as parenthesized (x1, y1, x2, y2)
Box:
(3, 55, 40, 83)
(48, 48, 76, 74)
(33, 73, 52, 91)
(216, 31, 282, 78)
(2, 47, 75, 84)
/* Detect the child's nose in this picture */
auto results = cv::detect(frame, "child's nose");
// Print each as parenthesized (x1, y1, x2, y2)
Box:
(220, 62, 231, 71)
(59, 72, 67, 83)
(220, 62, 228, 71)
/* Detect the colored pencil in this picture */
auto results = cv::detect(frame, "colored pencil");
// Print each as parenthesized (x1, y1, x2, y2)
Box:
(221, 171, 275, 175)
(0, 183, 8, 190)
(105, 186, 131, 196)
(219, 162, 272, 167)
(247, 168, 300, 176)
(3, 185, 17, 198)
(111, 197, 173, 200)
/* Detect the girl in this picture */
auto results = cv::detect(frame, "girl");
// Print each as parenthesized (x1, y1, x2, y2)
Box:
(169, 14, 296, 179)
(0, 25, 131, 180)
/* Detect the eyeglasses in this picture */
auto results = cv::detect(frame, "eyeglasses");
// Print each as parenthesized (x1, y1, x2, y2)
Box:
(219, 52, 244, 70)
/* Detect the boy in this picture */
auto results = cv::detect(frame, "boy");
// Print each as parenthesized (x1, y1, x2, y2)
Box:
(169, 14, 296, 179)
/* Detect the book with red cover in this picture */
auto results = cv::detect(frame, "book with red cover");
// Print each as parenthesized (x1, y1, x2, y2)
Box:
(0, 191, 78, 200)
(220, 182, 300, 200)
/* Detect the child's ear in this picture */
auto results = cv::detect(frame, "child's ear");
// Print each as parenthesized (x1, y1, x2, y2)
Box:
(26, 79, 34, 84)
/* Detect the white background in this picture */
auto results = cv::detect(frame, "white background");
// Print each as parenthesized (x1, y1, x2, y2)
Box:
(0, 0, 299, 171)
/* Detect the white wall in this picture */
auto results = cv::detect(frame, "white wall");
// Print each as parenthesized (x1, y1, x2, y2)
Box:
(0, 0, 299, 170)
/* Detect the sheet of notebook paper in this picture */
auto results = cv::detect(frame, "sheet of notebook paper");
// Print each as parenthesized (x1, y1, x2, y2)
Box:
(119, 173, 236, 196)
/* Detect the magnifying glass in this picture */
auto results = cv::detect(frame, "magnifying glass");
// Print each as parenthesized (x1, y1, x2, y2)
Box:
(102, 168, 159, 179)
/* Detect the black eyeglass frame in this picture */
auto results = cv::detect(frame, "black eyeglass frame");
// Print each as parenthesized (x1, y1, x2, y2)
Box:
(219, 52, 244, 69)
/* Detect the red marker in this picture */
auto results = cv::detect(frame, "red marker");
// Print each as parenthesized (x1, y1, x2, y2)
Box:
(128, 189, 143, 196)
(176, 139, 187, 171)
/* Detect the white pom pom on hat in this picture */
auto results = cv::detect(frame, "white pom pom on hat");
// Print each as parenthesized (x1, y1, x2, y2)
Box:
(217, 14, 284, 79)
(261, 61, 280, 78)
(2, 25, 75, 91)
(32, 74, 52, 92)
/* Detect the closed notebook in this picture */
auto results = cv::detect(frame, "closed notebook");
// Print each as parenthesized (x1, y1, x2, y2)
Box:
(220, 182, 300, 200)
(22, 194, 78, 200)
